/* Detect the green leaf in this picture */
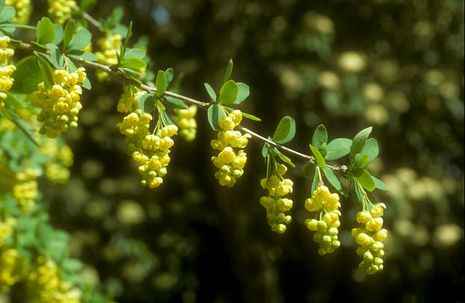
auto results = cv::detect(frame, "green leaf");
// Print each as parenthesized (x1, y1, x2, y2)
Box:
(356, 169, 376, 192)
(155, 70, 167, 97)
(351, 127, 372, 159)
(272, 116, 296, 144)
(138, 93, 154, 113)
(124, 48, 146, 60)
(35, 54, 54, 87)
(241, 112, 261, 121)
(0, 6, 15, 23)
(82, 77, 91, 90)
(311, 167, 319, 193)
(274, 149, 295, 168)
(354, 153, 370, 169)
(68, 51, 97, 61)
(224, 59, 233, 82)
(361, 138, 379, 163)
(218, 80, 238, 105)
(372, 175, 387, 191)
(160, 109, 174, 126)
(303, 161, 314, 178)
(261, 144, 269, 159)
(11, 56, 42, 94)
(204, 83, 217, 101)
(322, 167, 342, 191)
(121, 57, 146, 70)
(207, 104, 225, 131)
(325, 138, 352, 160)
(164, 96, 188, 109)
(310, 144, 326, 168)
(63, 19, 76, 46)
(234, 82, 249, 104)
(67, 27, 91, 50)
(312, 124, 327, 149)
(36, 17, 56, 45)
(0, 0, 4, 12)
(53, 24, 63, 44)
(165, 68, 174, 83)
(354, 179, 365, 206)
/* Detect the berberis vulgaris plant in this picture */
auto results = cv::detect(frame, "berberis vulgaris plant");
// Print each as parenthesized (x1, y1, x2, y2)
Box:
(0, 1, 390, 301)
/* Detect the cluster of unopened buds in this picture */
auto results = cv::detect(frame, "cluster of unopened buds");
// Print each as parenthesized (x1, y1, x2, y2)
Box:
(27, 257, 82, 303)
(6, 0, 31, 24)
(12, 168, 39, 212)
(174, 105, 197, 141)
(32, 68, 86, 138)
(210, 110, 250, 187)
(305, 185, 342, 255)
(0, 36, 15, 110)
(0, 217, 16, 247)
(48, 0, 76, 24)
(352, 203, 388, 274)
(117, 85, 144, 113)
(96, 33, 122, 80)
(0, 248, 21, 290)
(41, 139, 74, 184)
(118, 111, 178, 188)
(259, 164, 294, 233)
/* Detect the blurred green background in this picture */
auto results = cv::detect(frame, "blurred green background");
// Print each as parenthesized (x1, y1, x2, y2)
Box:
(35, 0, 464, 302)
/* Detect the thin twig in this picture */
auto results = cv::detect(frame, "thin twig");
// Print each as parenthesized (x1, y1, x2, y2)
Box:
(9, 39, 347, 172)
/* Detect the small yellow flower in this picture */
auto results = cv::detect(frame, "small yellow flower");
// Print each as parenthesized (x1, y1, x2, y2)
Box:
(304, 185, 341, 255)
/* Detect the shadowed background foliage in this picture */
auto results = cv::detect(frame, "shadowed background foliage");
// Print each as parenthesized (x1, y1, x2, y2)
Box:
(28, 0, 464, 302)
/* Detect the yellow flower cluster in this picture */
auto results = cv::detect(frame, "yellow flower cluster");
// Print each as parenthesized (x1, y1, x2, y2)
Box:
(174, 105, 197, 141)
(96, 33, 122, 80)
(305, 185, 342, 255)
(0, 218, 16, 247)
(0, 36, 15, 110)
(32, 68, 87, 138)
(13, 168, 39, 212)
(352, 203, 388, 274)
(0, 248, 22, 291)
(48, 0, 76, 24)
(6, 0, 31, 24)
(117, 85, 144, 113)
(259, 164, 293, 233)
(118, 111, 178, 188)
(41, 139, 74, 183)
(27, 257, 82, 303)
(210, 110, 250, 187)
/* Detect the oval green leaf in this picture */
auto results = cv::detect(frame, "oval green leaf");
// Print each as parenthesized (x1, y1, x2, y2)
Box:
(312, 124, 328, 149)
(272, 116, 296, 144)
(325, 138, 352, 160)
(309, 144, 326, 168)
(218, 80, 238, 105)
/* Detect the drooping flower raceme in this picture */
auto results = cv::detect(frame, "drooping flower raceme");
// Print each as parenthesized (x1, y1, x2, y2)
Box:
(6, 0, 32, 24)
(0, 36, 15, 110)
(118, 111, 178, 188)
(0, 248, 22, 291)
(259, 164, 293, 233)
(13, 168, 40, 212)
(210, 110, 251, 187)
(48, 0, 76, 24)
(27, 256, 82, 303)
(305, 185, 342, 255)
(174, 105, 197, 141)
(117, 85, 144, 114)
(95, 33, 122, 81)
(0, 217, 16, 247)
(32, 68, 87, 138)
(352, 203, 388, 274)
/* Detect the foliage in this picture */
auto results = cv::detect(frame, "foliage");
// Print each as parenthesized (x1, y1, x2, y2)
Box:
(0, 0, 463, 302)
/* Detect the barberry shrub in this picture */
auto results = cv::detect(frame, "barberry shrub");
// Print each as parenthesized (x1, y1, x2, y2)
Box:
(0, 1, 391, 302)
